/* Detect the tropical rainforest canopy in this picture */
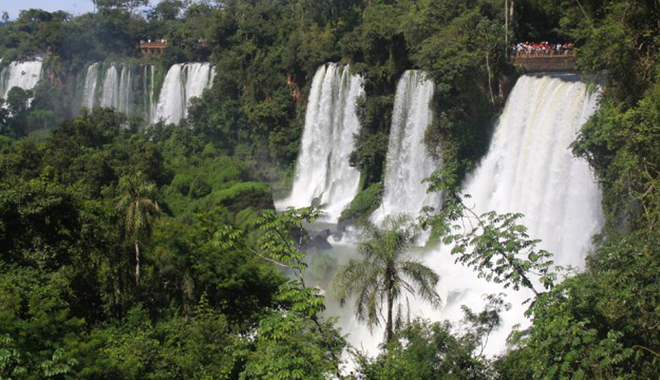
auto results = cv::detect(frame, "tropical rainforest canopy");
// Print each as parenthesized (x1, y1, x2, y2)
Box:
(0, 0, 659, 378)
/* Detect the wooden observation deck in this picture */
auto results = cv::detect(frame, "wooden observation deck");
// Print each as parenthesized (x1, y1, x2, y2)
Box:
(511, 53, 577, 72)
(140, 41, 168, 57)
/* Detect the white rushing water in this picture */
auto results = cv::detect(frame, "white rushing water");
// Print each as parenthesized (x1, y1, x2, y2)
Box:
(99, 64, 120, 109)
(418, 73, 604, 355)
(118, 65, 132, 114)
(0, 61, 43, 99)
(146, 65, 155, 122)
(320, 73, 604, 362)
(276, 63, 365, 222)
(152, 62, 214, 124)
(81, 63, 100, 110)
(372, 70, 441, 239)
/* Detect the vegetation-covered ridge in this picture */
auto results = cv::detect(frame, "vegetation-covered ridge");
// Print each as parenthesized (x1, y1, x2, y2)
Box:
(0, 0, 660, 378)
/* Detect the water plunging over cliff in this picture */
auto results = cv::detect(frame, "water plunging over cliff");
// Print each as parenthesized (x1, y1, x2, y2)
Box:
(372, 70, 441, 231)
(0, 61, 43, 99)
(321, 73, 604, 360)
(276, 63, 364, 222)
(81, 63, 100, 110)
(100, 65, 120, 109)
(152, 63, 214, 124)
(81, 63, 131, 113)
(118, 65, 132, 114)
(422, 73, 604, 355)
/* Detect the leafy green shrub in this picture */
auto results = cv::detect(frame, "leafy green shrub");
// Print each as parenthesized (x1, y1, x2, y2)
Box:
(171, 173, 192, 196)
(212, 182, 272, 213)
(189, 176, 211, 198)
(338, 183, 383, 227)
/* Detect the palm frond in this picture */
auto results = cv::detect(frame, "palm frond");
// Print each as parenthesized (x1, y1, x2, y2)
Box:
(399, 259, 442, 309)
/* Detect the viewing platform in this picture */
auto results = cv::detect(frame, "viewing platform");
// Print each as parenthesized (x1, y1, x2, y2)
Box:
(140, 41, 168, 57)
(511, 53, 577, 72)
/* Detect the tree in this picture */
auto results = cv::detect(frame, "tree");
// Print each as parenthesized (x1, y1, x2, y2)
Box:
(1, 11, 9, 23)
(95, 0, 149, 12)
(215, 206, 345, 378)
(117, 173, 161, 286)
(333, 214, 442, 343)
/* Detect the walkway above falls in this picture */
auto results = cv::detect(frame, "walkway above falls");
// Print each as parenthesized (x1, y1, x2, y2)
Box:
(511, 53, 577, 72)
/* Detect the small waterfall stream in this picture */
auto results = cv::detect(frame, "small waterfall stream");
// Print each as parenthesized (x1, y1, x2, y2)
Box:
(78, 62, 213, 124)
(81, 63, 100, 110)
(99, 64, 120, 109)
(0, 61, 43, 99)
(152, 62, 214, 124)
(372, 70, 441, 243)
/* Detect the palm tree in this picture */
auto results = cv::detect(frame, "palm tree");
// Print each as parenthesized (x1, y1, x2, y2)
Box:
(333, 214, 442, 343)
(117, 173, 162, 286)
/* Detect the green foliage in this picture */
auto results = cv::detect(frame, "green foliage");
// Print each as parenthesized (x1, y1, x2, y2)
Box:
(117, 172, 162, 286)
(2, 0, 660, 378)
(215, 206, 345, 378)
(357, 296, 509, 380)
(339, 182, 384, 226)
(0, 108, 347, 378)
(425, 169, 558, 298)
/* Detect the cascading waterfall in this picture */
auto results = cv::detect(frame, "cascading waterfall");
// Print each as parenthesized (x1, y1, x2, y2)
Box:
(418, 73, 604, 355)
(80, 63, 133, 114)
(100, 65, 120, 108)
(147, 65, 155, 122)
(372, 70, 440, 232)
(118, 65, 132, 114)
(0, 61, 43, 99)
(81, 63, 100, 110)
(276, 63, 364, 222)
(321, 73, 604, 361)
(152, 62, 214, 124)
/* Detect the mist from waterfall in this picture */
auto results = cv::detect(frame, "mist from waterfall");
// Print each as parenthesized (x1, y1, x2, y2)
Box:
(0, 61, 43, 99)
(372, 70, 441, 241)
(152, 62, 214, 125)
(276, 63, 364, 222)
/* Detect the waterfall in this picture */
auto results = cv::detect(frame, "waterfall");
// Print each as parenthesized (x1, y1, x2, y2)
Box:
(100, 65, 120, 109)
(81, 63, 100, 110)
(420, 73, 604, 355)
(372, 70, 440, 232)
(276, 63, 364, 222)
(0, 61, 43, 99)
(321, 73, 604, 361)
(118, 65, 132, 114)
(152, 62, 214, 124)
(147, 65, 155, 122)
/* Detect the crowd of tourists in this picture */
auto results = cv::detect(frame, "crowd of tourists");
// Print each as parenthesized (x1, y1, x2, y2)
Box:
(139, 39, 168, 45)
(511, 42, 574, 57)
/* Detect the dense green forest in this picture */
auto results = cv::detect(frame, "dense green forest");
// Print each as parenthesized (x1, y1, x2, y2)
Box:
(1, 0, 660, 378)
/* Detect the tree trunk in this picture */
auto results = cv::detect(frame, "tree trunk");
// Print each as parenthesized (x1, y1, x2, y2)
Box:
(505, 0, 508, 49)
(135, 238, 140, 286)
(486, 51, 495, 106)
(385, 273, 394, 343)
